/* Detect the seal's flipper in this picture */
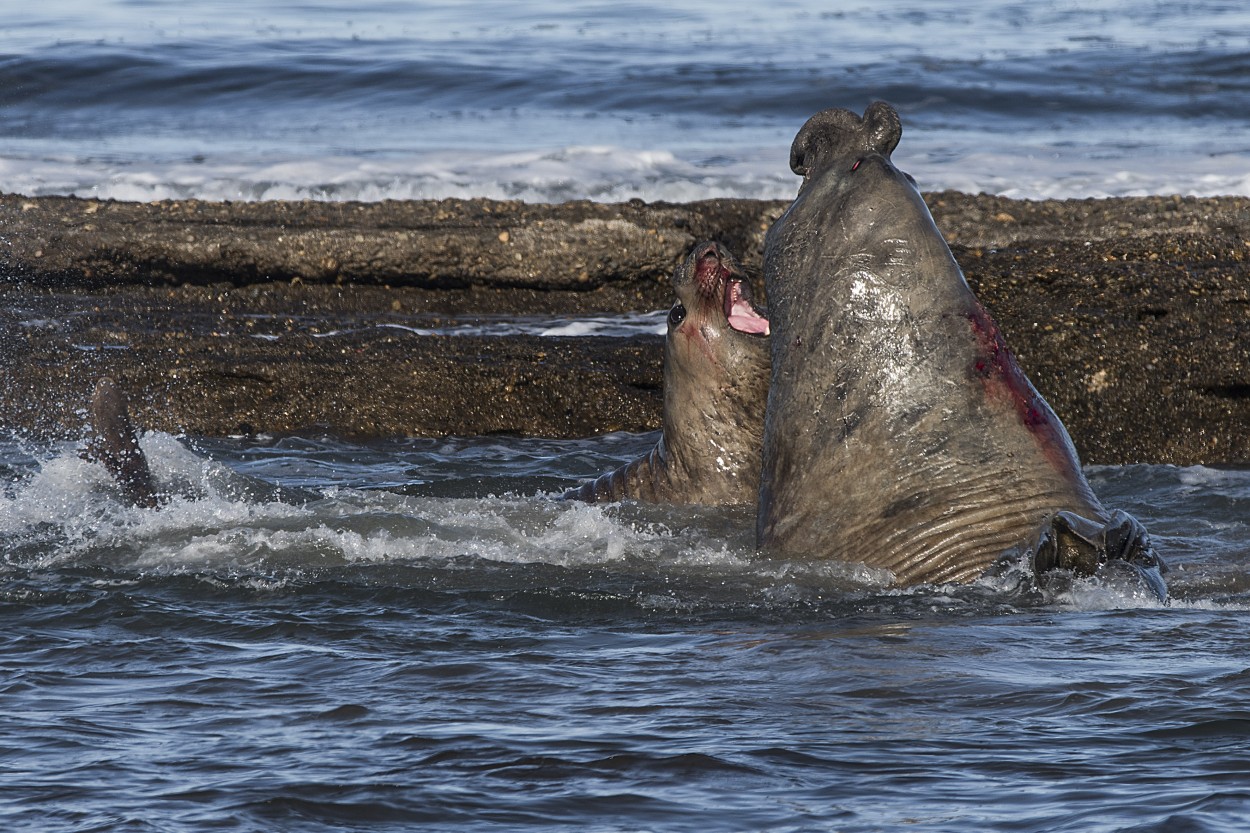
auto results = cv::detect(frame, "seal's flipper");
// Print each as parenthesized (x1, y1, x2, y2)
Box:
(1034, 509, 1168, 601)
(85, 377, 161, 509)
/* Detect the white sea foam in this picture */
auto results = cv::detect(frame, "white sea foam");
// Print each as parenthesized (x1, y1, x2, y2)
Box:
(904, 149, 1250, 201)
(4, 142, 1246, 205)
(3, 433, 1245, 609)
(0, 433, 756, 575)
(367, 312, 666, 338)
(0, 146, 795, 204)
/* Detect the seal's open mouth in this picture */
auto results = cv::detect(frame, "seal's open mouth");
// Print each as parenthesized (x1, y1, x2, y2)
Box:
(695, 247, 770, 337)
(724, 279, 770, 336)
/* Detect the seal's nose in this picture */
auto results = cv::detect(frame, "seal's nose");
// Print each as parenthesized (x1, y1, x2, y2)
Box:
(694, 243, 726, 291)
(695, 241, 722, 263)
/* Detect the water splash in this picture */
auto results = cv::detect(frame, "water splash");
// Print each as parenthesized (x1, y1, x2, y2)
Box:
(4, 432, 1235, 615)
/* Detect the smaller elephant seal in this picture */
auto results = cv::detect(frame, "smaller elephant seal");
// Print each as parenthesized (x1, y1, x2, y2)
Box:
(757, 102, 1165, 596)
(84, 377, 162, 509)
(567, 241, 771, 506)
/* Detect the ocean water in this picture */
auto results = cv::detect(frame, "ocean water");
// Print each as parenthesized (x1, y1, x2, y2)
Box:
(4, 432, 1250, 832)
(0, 0, 1247, 202)
(5, 3, 1250, 831)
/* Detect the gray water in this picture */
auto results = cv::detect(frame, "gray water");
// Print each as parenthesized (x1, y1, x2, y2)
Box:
(4, 2, 1250, 830)
(3, 432, 1250, 832)
(1, 0, 1247, 200)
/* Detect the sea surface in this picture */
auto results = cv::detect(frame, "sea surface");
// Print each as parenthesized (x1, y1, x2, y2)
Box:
(4, 2, 1250, 832)
(4, 433, 1250, 832)
(0, 0, 1247, 202)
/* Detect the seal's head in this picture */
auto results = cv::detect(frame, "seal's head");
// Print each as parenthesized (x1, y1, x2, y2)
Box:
(790, 100, 902, 186)
(669, 241, 770, 360)
(781, 101, 921, 238)
(766, 101, 938, 288)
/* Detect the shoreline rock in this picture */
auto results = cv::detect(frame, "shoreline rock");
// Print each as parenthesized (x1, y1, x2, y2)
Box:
(1, 192, 1248, 466)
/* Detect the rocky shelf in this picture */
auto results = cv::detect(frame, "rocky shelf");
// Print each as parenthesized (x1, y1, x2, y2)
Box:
(2, 191, 1247, 465)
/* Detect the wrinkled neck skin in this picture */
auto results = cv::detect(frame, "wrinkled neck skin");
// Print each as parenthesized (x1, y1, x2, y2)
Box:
(657, 302, 769, 505)
(758, 148, 1105, 585)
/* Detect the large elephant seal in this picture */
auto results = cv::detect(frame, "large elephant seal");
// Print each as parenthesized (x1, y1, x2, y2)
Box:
(567, 241, 771, 505)
(85, 377, 162, 509)
(757, 102, 1164, 592)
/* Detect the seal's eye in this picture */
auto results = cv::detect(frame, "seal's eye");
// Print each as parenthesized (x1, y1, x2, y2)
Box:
(668, 303, 686, 327)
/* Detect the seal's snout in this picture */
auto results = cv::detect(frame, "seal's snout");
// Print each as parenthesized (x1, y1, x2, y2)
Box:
(695, 241, 722, 260)
(696, 241, 724, 267)
(694, 242, 730, 294)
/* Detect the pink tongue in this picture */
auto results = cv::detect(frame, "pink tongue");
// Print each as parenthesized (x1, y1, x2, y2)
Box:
(728, 299, 770, 335)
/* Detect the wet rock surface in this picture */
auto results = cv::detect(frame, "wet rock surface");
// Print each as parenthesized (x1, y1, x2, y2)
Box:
(1, 192, 1247, 465)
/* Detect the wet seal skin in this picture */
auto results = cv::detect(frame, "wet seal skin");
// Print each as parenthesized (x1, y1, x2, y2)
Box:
(756, 102, 1166, 596)
(85, 377, 162, 510)
(567, 241, 771, 506)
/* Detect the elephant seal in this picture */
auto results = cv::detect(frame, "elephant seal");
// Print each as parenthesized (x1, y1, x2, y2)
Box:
(757, 102, 1165, 592)
(85, 377, 162, 509)
(567, 241, 771, 505)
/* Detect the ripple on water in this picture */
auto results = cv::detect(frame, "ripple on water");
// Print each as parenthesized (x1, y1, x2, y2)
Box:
(4, 431, 1250, 832)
